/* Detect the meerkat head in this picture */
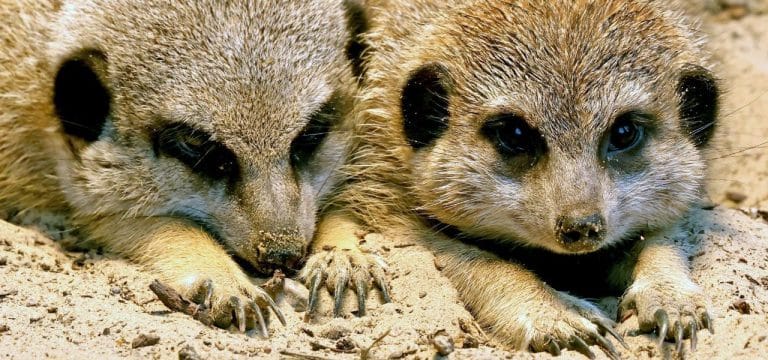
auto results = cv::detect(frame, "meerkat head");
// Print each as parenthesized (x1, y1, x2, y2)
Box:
(48, 0, 365, 273)
(394, 1, 718, 254)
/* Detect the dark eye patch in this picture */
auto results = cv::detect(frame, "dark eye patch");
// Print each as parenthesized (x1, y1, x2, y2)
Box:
(290, 99, 337, 168)
(154, 123, 239, 181)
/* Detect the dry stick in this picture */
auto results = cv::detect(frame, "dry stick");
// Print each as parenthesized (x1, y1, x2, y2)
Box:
(279, 350, 334, 360)
(360, 328, 392, 360)
(148, 280, 213, 326)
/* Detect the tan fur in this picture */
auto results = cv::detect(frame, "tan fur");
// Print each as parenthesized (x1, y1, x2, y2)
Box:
(313, 0, 718, 353)
(0, 0, 358, 331)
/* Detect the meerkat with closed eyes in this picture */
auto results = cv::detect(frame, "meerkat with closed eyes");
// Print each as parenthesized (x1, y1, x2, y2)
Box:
(0, 0, 365, 333)
(302, 0, 719, 357)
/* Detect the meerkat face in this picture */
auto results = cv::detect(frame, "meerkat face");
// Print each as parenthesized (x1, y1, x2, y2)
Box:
(397, 1, 718, 254)
(49, 0, 363, 273)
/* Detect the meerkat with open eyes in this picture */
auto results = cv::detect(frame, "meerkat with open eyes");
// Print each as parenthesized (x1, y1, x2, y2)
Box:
(0, 0, 366, 333)
(301, 0, 719, 357)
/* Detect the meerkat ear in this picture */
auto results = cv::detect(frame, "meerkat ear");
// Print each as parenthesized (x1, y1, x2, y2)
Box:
(678, 65, 719, 147)
(342, 0, 369, 80)
(53, 49, 111, 142)
(401, 63, 452, 149)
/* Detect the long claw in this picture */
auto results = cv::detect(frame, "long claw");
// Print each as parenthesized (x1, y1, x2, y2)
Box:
(546, 336, 561, 356)
(689, 319, 698, 352)
(231, 296, 246, 332)
(594, 333, 620, 360)
(307, 269, 323, 317)
(569, 336, 596, 360)
(674, 320, 684, 354)
(251, 302, 268, 337)
(333, 276, 348, 318)
(702, 311, 714, 335)
(596, 319, 628, 350)
(263, 293, 286, 327)
(202, 279, 213, 308)
(654, 309, 669, 347)
(372, 268, 390, 303)
(354, 277, 367, 317)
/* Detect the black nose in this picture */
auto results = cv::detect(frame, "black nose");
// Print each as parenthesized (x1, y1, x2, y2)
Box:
(263, 248, 305, 270)
(556, 213, 606, 244)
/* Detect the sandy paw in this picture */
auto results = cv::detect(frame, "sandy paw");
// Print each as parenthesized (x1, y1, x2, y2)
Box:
(180, 274, 285, 336)
(619, 279, 713, 353)
(497, 291, 627, 360)
(298, 247, 390, 319)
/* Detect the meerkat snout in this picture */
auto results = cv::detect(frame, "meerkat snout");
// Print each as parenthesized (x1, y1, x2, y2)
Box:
(555, 213, 606, 250)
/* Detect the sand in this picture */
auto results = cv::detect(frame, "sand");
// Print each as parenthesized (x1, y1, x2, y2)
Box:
(1, 3, 767, 360)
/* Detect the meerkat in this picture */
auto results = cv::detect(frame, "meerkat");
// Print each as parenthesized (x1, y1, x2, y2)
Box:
(0, 0, 365, 333)
(301, 0, 720, 357)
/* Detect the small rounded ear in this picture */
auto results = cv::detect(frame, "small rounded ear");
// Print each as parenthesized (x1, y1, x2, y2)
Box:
(53, 49, 111, 142)
(401, 63, 452, 149)
(342, 0, 369, 80)
(678, 65, 719, 147)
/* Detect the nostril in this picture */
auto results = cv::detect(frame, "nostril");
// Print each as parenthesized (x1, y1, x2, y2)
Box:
(556, 213, 606, 244)
(561, 230, 583, 244)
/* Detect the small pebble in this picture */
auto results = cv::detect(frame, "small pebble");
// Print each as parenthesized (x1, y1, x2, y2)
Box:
(178, 345, 202, 360)
(131, 333, 160, 348)
(0, 325, 8, 333)
(432, 333, 455, 356)
(726, 191, 747, 203)
(418, 291, 427, 298)
(732, 299, 752, 314)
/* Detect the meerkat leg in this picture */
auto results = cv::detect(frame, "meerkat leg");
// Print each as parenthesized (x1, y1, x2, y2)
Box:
(298, 211, 390, 319)
(614, 225, 712, 353)
(426, 235, 627, 359)
(83, 216, 284, 333)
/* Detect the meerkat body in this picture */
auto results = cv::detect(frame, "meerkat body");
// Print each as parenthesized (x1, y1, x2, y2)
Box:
(303, 0, 720, 356)
(1, 0, 362, 332)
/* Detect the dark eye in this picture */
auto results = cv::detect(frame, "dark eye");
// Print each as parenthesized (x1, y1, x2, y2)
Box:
(290, 101, 336, 167)
(155, 123, 239, 181)
(482, 114, 545, 158)
(608, 112, 646, 153)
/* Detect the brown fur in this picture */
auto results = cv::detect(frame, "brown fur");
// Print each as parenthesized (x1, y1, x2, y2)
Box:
(311, 0, 719, 354)
(0, 0, 359, 331)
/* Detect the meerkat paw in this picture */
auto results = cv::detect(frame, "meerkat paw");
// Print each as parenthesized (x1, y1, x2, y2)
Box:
(494, 291, 627, 360)
(619, 279, 713, 353)
(179, 274, 286, 335)
(298, 248, 390, 318)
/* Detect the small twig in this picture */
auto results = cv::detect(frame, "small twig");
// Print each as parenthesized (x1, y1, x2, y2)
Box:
(279, 350, 334, 360)
(360, 328, 391, 360)
(262, 269, 286, 296)
(393, 243, 416, 248)
(149, 280, 213, 326)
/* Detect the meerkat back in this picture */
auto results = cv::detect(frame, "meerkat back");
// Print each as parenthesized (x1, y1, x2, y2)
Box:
(0, 0, 365, 334)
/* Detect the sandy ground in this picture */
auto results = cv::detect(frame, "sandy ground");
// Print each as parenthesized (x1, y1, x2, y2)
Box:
(1, 3, 767, 360)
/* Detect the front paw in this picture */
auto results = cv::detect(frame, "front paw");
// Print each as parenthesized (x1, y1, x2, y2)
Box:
(619, 279, 713, 353)
(493, 291, 626, 360)
(298, 247, 390, 319)
(173, 273, 285, 335)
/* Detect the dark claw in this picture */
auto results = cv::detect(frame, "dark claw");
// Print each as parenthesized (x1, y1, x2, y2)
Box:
(654, 309, 669, 347)
(354, 277, 367, 317)
(333, 275, 348, 318)
(596, 319, 629, 349)
(250, 301, 268, 337)
(262, 292, 286, 326)
(593, 333, 620, 360)
(231, 296, 246, 332)
(373, 270, 391, 303)
(307, 269, 324, 317)
(569, 336, 596, 360)
(546, 336, 561, 356)
(689, 319, 698, 352)
(702, 311, 714, 334)
(674, 320, 684, 354)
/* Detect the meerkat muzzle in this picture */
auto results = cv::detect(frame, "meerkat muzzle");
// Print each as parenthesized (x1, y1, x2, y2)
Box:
(555, 213, 606, 252)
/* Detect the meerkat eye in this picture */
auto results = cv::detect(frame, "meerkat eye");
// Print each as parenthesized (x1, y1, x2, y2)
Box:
(482, 114, 545, 158)
(155, 123, 239, 181)
(290, 100, 336, 168)
(607, 112, 647, 153)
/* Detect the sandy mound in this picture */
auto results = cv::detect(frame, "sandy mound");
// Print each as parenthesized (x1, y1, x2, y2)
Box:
(1, 3, 767, 360)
